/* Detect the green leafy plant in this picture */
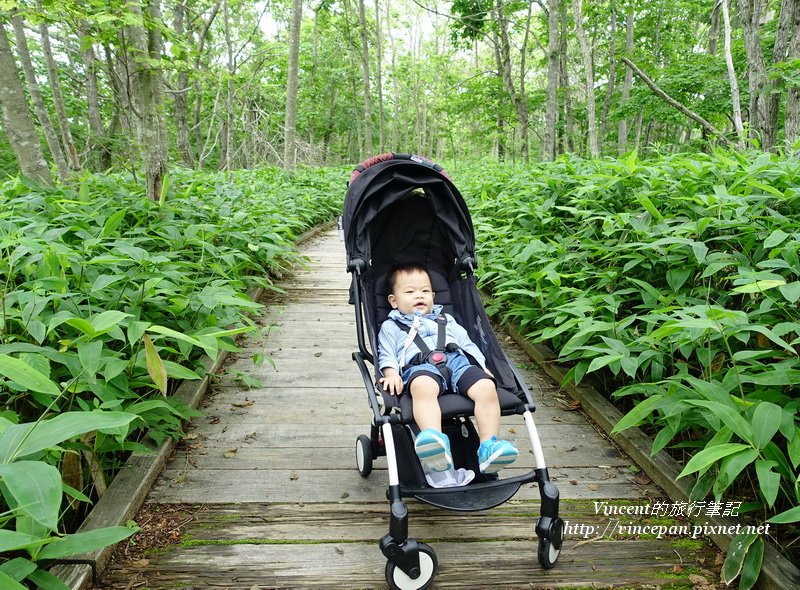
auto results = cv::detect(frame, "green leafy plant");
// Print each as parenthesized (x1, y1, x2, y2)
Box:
(454, 150, 800, 586)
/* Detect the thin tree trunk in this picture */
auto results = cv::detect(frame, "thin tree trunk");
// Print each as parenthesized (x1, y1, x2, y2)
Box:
(494, 0, 528, 162)
(129, 0, 168, 200)
(618, 7, 634, 154)
(357, 0, 373, 154)
(766, 0, 795, 146)
(737, 0, 773, 148)
(0, 22, 51, 184)
(78, 21, 110, 169)
(37, 7, 80, 171)
(173, 0, 194, 166)
(192, 0, 223, 159)
(284, 0, 302, 169)
(10, 14, 69, 180)
(621, 57, 734, 147)
(386, 0, 400, 150)
(544, 0, 560, 161)
(786, 0, 800, 144)
(721, 0, 746, 147)
(374, 0, 385, 152)
(220, 0, 234, 171)
(559, 2, 574, 153)
(572, 0, 598, 157)
(600, 1, 618, 144)
(709, 0, 721, 54)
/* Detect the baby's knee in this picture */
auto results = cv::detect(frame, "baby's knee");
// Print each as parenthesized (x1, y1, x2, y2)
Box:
(409, 375, 441, 397)
(468, 378, 498, 401)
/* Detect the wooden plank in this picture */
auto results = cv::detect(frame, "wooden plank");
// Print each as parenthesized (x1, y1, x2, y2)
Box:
(98, 539, 710, 590)
(148, 467, 653, 503)
(157, 501, 697, 543)
(170, 442, 629, 471)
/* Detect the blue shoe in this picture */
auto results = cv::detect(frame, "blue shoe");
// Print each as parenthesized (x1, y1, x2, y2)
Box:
(414, 429, 453, 473)
(478, 436, 519, 474)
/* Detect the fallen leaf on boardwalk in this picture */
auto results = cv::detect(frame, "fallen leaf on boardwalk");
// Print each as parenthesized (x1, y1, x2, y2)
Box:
(232, 399, 255, 408)
(223, 448, 238, 458)
(687, 574, 709, 586)
(673, 565, 683, 574)
(340, 492, 350, 499)
(188, 443, 205, 450)
(335, 547, 344, 555)
(588, 484, 599, 491)
(507, 427, 516, 434)
(185, 433, 199, 440)
(290, 472, 299, 480)
(570, 480, 578, 485)
(634, 474, 651, 485)
(561, 400, 582, 411)
(551, 416, 565, 422)
(208, 416, 220, 424)
(244, 431, 257, 442)
(314, 352, 323, 357)
(133, 559, 150, 567)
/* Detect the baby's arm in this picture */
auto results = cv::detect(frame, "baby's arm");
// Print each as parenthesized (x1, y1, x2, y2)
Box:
(377, 321, 404, 395)
(379, 368, 404, 395)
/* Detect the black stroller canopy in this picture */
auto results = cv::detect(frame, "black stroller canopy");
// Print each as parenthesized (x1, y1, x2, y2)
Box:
(342, 153, 476, 275)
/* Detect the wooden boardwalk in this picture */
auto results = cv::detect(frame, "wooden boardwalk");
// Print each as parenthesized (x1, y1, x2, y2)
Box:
(97, 229, 719, 589)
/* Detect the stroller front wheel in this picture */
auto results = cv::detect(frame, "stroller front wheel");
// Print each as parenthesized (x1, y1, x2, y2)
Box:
(537, 536, 561, 569)
(385, 543, 437, 590)
(356, 434, 373, 477)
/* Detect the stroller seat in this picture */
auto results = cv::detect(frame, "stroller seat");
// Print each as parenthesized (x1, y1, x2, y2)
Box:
(373, 268, 528, 422)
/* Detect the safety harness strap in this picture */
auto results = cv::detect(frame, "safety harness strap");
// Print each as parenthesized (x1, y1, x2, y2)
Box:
(393, 315, 457, 385)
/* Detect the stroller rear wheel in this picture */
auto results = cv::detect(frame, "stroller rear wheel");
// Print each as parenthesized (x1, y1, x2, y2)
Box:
(356, 434, 373, 477)
(385, 542, 437, 590)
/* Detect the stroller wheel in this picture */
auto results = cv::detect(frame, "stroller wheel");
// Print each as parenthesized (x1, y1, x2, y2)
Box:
(385, 543, 437, 590)
(537, 536, 560, 569)
(356, 434, 373, 477)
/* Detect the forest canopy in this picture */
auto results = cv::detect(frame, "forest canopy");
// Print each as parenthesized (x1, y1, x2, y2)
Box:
(0, 0, 798, 198)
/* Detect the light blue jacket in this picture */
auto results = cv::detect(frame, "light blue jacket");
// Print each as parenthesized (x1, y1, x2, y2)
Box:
(377, 305, 487, 373)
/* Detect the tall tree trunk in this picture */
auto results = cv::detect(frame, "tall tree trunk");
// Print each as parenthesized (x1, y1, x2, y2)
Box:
(10, 14, 69, 180)
(173, 0, 194, 166)
(572, 0, 599, 157)
(129, 0, 168, 200)
(709, 0, 721, 54)
(618, 6, 634, 154)
(192, 0, 223, 161)
(722, 0, 746, 147)
(78, 21, 110, 169)
(0, 22, 51, 185)
(494, 0, 528, 161)
(220, 0, 234, 171)
(786, 0, 800, 144)
(766, 0, 795, 145)
(600, 1, 618, 144)
(374, 0, 385, 152)
(737, 0, 774, 148)
(37, 7, 80, 171)
(357, 0, 373, 154)
(559, 1, 574, 153)
(284, 0, 302, 169)
(386, 0, 400, 150)
(544, 0, 560, 161)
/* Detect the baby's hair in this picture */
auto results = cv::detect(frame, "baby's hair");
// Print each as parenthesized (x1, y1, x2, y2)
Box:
(388, 262, 430, 293)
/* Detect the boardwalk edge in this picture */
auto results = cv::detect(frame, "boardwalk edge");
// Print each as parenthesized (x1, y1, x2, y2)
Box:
(49, 220, 337, 589)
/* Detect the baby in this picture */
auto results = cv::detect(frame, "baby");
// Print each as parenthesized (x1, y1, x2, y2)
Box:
(377, 263, 518, 476)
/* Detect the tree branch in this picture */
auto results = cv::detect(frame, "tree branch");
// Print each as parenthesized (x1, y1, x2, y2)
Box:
(620, 57, 734, 148)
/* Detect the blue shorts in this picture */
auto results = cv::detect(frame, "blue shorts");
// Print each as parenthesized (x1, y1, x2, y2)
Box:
(401, 352, 491, 396)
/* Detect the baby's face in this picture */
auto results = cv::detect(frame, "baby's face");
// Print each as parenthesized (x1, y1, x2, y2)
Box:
(388, 269, 435, 315)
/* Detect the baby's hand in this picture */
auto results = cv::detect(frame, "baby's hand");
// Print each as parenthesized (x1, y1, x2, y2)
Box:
(379, 374, 404, 396)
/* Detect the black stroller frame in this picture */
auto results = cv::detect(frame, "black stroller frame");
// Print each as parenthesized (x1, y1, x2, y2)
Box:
(342, 154, 564, 589)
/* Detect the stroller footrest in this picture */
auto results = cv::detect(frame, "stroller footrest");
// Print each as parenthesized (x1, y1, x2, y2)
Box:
(412, 480, 522, 512)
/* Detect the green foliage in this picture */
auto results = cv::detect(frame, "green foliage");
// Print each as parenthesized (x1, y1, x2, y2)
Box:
(0, 164, 344, 585)
(456, 150, 800, 584)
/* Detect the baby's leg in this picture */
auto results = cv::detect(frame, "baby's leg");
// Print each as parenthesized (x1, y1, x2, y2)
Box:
(409, 375, 442, 431)
(465, 378, 501, 441)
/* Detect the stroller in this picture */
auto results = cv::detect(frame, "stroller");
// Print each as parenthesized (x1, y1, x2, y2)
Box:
(341, 153, 564, 589)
